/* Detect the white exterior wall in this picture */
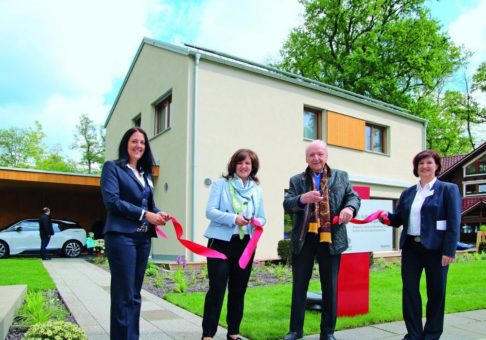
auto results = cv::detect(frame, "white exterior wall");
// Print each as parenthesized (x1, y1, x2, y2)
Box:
(105, 45, 194, 260)
(106, 41, 425, 262)
(194, 59, 424, 261)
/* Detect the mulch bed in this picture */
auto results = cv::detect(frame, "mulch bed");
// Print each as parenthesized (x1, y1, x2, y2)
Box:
(6, 289, 77, 340)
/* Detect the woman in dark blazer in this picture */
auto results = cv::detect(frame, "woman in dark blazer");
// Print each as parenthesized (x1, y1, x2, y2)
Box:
(100, 127, 168, 340)
(202, 149, 266, 340)
(381, 150, 461, 340)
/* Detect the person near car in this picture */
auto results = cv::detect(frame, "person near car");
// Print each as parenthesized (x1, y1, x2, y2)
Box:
(100, 127, 169, 340)
(283, 140, 360, 340)
(86, 232, 95, 257)
(39, 207, 54, 260)
(380, 150, 461, 340)
(201, 149, 266, 340)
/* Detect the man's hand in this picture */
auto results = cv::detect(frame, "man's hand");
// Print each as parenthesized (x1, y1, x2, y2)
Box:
(338, 207, 354, 224)
(300, 190, 323, 204)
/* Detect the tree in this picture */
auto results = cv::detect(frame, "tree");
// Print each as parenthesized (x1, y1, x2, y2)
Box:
(472, 62, 486, 92)
(36, 146, 78, 172)
(72, 114, 105, 174)
(0, 121, 45, 168)
(276, 0, 467, 154)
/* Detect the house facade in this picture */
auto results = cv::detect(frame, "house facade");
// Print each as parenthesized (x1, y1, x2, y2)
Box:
(439, 142, 486, 244)
(104, 38, 426, 261)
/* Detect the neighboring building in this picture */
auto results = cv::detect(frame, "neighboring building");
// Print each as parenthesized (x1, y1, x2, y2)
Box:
(0, 167, 104, 234)
(440, 142, 486, 244)
(104, 38, 426, 261)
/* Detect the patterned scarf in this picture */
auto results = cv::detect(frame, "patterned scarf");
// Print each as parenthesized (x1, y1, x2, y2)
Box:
(317, 166, 332, 243)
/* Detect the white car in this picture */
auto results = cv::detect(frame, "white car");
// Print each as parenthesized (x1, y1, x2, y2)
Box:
(0, 219, 87, 258)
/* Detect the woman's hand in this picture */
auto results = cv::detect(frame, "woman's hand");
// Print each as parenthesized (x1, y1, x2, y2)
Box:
(442, 255, 454, 266)
(378, 210, 389, 224)
(235, 215, 250, 226)
(146, 211, 167, 226)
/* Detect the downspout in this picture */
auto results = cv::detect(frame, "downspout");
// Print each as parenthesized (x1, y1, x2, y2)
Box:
(423, 120, 428, 149)
(190, 53, 201, 262)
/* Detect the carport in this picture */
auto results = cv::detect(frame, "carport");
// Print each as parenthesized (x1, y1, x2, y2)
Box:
(0, 167, 105, 235)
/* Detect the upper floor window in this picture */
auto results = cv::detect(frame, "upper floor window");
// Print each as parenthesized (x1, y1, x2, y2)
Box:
(133, 114, 141, 127)
(303, 107, 322, 140)
(465, 155, 486, 176)
(464, 181, 486, 196)
(154, 94, 172, 135)
(365, 123, 386, 153)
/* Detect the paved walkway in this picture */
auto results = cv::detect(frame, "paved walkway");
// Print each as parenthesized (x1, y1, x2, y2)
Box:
(43, 258, 486, 340)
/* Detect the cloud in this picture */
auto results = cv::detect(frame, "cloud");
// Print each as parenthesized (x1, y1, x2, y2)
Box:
(448, 0, 486, 106)
(195, 0, 303, 63)
(0, 0, 163, 158)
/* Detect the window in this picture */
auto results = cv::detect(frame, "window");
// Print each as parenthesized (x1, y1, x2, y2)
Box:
(464, 182, 486, 196)
(133, 114, 141, 127)
(303, 108, 321, 140)
(365, 123, 386, 153)
(154, 95, 172, 135)
(465, 155, 486, 176)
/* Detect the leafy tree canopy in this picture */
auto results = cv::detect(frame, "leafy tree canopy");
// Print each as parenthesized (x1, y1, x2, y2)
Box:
(276, 0, 481, 155)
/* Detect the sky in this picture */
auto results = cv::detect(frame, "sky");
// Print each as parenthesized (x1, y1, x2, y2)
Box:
(0, 0, 485, 161)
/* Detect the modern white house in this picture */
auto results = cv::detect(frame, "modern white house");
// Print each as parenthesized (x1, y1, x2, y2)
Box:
(104, 37, 426, 262)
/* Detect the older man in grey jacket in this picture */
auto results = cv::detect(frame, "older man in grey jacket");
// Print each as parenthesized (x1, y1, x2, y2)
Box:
(283, 140, 361, 340)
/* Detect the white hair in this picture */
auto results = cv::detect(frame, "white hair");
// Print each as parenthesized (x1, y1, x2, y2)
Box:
(305, 140, 328, 156)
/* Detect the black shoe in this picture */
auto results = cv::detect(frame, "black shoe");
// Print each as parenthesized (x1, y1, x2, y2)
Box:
(41, 257, 51, 260)
(283, 331, 303, 340)
(227, 335, 242, 340)
(320, 334, 336, 340)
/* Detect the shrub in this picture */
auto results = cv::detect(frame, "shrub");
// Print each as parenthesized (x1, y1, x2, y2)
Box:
(172, 267, 188, 293)
(479, 225, 486, 232)
(277, 239, 292, 264)
(94, 239, 105, 256)
(17, 291, 68, 326)
(24, 320, 87, 340)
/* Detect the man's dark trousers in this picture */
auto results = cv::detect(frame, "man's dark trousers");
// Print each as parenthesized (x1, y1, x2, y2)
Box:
(289, 233, 341, 336)
(40, 236, 51, 259)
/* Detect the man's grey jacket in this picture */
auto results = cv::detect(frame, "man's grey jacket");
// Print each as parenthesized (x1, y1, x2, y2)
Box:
(283, 165, 361, 255)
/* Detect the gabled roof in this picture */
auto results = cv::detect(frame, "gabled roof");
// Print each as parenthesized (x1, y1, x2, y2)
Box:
(105, 38, 428, 127)
(441, 154, 467, 173)
(439, 142, 486, 178)
(462, 197, 486, 215)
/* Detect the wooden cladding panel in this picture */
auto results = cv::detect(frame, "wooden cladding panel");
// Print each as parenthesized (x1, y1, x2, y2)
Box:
(0, 169, 100, 187)
(327, 111, 365, 150)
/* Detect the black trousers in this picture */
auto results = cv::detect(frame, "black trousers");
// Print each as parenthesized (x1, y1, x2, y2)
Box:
(40, 235, 51, 259)
(105, 231, 151, 340)
(289, 233, 341, 336)
(202, 235, 254, 337)
(401, 237, 449, 340)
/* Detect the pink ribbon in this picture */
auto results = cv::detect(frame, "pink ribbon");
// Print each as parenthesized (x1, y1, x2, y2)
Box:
(155, 216, 264, 268)
(332, 210, 390, 225)
(238, 218, 263, 269)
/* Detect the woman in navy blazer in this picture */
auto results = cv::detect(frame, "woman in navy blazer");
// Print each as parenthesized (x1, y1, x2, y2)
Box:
(202, 149, 266, 340)
(382, 150, 461, 340)
(100, 127, 168, 340)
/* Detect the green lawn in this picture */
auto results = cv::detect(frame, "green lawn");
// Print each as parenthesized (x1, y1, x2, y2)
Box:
(0, 258, 55, 291)
(165, 260, 486, 339)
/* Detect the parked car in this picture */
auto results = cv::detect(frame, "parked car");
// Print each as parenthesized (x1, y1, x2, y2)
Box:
(0, 218, 87, 258)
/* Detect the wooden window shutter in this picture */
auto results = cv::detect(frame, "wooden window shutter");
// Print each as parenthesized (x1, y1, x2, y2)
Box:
(327, 111, 365, 150)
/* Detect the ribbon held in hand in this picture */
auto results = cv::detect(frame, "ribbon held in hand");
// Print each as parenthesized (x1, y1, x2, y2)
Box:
(238, 218, 264, 269)
(332, 210, 390, 225)
(155, 216, 228, 260)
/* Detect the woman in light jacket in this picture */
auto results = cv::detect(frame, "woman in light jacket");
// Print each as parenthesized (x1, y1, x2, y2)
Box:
(202, 149, 266, 340)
